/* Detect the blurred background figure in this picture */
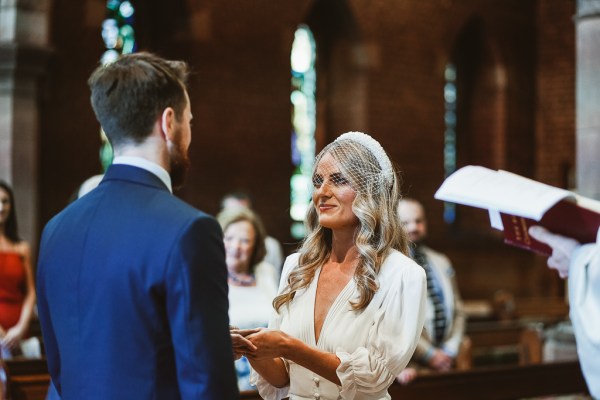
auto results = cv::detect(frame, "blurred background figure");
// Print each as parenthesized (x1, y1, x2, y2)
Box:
(76, 175, 104, 199)
(69, 128, 114, 202)
(529, 225, 600, 398)
(396, 198, 466, 384)
(217, 207, 278, 391)
(220, 191, 284, 275)
(0, 181, 37, 359)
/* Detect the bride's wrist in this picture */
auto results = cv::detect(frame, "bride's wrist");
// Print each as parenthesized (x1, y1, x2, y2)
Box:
(280, 334, 296, 359)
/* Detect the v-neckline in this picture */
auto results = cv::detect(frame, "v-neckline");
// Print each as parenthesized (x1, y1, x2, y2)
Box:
(310, 267, 355, 347)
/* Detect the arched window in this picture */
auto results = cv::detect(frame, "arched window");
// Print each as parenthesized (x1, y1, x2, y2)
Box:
(101, 0, 136, 65)
(444, 63, 457, 224)
(290, 25, 317, 239)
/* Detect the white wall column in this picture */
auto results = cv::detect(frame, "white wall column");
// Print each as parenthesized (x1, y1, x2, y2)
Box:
(576, 0, 600, 200)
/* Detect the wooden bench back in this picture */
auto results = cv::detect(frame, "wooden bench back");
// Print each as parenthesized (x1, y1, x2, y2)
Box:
(3, 358, 49, 400)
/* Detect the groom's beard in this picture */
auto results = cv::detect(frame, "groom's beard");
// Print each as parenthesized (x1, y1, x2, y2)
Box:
(168, 129, 191, 190)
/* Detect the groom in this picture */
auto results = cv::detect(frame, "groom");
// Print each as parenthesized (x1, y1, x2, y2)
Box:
(37, 53, 238, 399)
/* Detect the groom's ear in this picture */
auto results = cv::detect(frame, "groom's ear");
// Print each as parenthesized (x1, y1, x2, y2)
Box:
(160, 107, 176, 141)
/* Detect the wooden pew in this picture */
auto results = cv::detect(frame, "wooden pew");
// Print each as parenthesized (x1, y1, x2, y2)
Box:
(240, 390, 263, 399)
(240, 361, 588, 400)
(389, 360, 588, 399)
(2, 358, 49, 400)
(466, 319, 549, 366)
(465, 296, 569, 323)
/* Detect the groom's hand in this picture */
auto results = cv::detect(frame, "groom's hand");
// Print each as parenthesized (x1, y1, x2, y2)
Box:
(230, 327, 261, 360)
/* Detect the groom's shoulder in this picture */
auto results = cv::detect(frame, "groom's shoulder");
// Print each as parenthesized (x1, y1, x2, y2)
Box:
(166, 194, 211, 220)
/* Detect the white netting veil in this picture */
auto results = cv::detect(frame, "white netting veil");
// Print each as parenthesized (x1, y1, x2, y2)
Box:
(334, 131, 394, 187)
(312, 131, 395, 195)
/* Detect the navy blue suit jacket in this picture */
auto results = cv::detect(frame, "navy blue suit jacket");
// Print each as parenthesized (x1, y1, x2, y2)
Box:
(37, 164, 238, 399)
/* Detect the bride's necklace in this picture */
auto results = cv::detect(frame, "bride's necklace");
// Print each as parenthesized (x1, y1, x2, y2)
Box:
(228, 271, 256, 286)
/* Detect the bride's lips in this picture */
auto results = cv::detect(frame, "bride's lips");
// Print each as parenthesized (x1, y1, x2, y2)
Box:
(319, 204, 335, 212)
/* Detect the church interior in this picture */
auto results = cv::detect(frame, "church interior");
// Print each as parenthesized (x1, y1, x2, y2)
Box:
(1, 0, 598, 398)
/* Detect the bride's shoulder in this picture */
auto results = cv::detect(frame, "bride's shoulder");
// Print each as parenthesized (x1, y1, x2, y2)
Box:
(380, 250, 424, 280)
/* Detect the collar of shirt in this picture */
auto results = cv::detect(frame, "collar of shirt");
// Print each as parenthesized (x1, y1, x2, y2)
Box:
(112, 156, 172, 193)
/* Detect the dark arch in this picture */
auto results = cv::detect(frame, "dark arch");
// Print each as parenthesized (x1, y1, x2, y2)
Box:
(451, 17, 507, 171)
(448, 17, 508, 235)
(302, 0, 365, 150)
(132, 0, 189, 55)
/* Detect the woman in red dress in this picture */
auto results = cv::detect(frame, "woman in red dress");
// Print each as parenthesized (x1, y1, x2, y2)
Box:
(0, 181, 36, 358)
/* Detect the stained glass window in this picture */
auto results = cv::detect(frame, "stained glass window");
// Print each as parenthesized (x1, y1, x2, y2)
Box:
(101, 0, 136, 65)
(290, 25, 317, 239)
(444, 63, 457, 223)
(98, 1, 136, 168)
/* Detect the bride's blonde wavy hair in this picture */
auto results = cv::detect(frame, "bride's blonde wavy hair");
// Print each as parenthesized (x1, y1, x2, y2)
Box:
(274, 133, 409, 312)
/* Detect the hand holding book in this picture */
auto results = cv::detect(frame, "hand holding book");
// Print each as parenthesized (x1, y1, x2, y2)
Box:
(434, 165, 600, 256)
(528, 226, 580, 277)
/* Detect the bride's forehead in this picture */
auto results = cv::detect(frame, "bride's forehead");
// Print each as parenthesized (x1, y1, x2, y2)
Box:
(315, 153, 340, 171)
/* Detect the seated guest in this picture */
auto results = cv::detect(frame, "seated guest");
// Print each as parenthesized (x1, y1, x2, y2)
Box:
(217, 207, 278, 391)
(68, 129, 113, 203)
(396, 198, 466, 384)
(220, 191, 285, 274)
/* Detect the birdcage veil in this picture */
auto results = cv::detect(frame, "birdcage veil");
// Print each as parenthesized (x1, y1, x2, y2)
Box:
(312, 131, 395, 196)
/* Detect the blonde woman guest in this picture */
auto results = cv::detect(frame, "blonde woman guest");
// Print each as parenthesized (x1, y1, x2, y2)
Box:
(220, 191, 285, 275)
(218, 207, 278, 390)
(237, 132, 427, 400)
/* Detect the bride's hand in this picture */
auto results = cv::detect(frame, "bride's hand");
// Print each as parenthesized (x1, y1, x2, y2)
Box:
(246, 329, 291, 360)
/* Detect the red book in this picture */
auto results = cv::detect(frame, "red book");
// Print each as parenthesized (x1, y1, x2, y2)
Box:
(435, 166, 600, 256)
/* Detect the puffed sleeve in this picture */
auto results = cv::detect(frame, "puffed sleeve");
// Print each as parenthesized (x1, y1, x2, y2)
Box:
(249, 254, 299, 400)
(335, 258, 427, 399)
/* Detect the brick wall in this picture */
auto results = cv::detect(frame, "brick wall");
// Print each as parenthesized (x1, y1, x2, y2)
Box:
(535, 0, 576, 189)
(39, 0, 575, 299)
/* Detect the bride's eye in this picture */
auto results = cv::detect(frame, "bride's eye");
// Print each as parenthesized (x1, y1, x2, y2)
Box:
(312, 175, 324, 188)
(331, 173, 349, 186)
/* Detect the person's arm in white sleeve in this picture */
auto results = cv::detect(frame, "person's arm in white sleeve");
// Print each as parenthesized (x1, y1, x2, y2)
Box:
(529, 225, 600, 398)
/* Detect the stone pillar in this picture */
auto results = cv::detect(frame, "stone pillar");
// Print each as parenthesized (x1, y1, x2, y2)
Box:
(0, 0, 51, 248)
(576, 0, 600, 200)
